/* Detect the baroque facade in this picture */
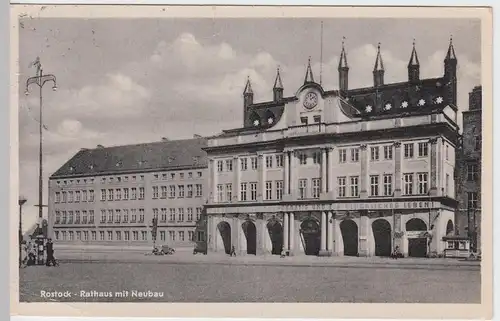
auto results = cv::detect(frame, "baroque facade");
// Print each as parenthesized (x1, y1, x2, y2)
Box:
(455, 85, 482, 252)
(204, 40, 460, 257)
(47, 138, 208, 249)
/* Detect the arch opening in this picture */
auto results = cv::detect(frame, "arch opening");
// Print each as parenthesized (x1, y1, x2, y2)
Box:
(372, 219, 392, 257)
(242, 220, 257, 255)
(405, 218, 428, 258)
(267, 219, 283, 255)
(217, 221, 232, 255)
(340, 219, 359, 256)
(300, 219, 321, 256)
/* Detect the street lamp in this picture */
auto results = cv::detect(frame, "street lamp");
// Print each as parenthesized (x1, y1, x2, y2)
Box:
(25, 57, 57, 234)
(19, 197, 27, 267)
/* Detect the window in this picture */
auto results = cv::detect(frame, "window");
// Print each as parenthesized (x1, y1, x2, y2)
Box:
(169, 231, 175, 241)
(276, 155, 284, 167)
(196, 184, 203, 197)
(467, 192, 478, 209)
(116, 231, 122, 241)
(251, 157, 258, 170)
(169, 208, 176, 221)
(131, 188, 137, 200)
(313, 115, 321, 123)
(161, 186, 167, 198)
(187, 184, 193, 198)
(99, 231, 105, 241)
(197, 171, 202, 178)
(299, 179, 307, 199)
(445, 145, 449, 160)
(178, 185, 185, 198)
(62, 211, 67, 224)
(474, 136, 481, 151)
(55, 211, 61, 224)
(370, 175, 379, 196)
(188, 231, 195, 242)
(89, 210, 94, 223)
(62, 191, 67, 203)
(62, 231, 67, 241)
(418, 142, 428, 157)
(312, 178, 321, 198)
(133, 231, 138, 241)
(383, 145, 393, 160)
(139, 209, 145, 223)
(139, 187, 145, 200)
(107, 231, 113, 241)
(69, 231, 74, 241)
(276, 181, 283, 200)
(404, 173, 414, 195)
(217, 184, 224, 202)
(89, 190, 94, 202)
(55, 231, 60, 240)
(265, 181, 273, 200)
(241, 158, 248, 171)
(107, 189, 113, 201)
(83, 231, 88, 241)
(196, 207, 202, 221)
(68, 211, 74, 224)
(131, 209, 137, 223)
(76, 231, 81, 240)
(75, 211, 80, 223)
(82, 190, 88, 202)
(179, 231, 185, 241)
(339, 149, 347, 163)
(266, 156, 273, 168)
(160, 231, 166, 241)
(338, 177, 346, 197)
(178, 208, 184, 222)
(123, 188, 129, 200)
(170, 173, 175, 180)
(299, 153, 307, 165)
(417, 173, 428, 195)
(446, 174, 450, 196)
(225, 159, 233, 172)
(92, 231, 97, 241)
(55, 192, 61, 203)
(404, 143, 414, 158)
(370, 146, 380, 161)
(152, 186, 159, 199)
(351, 148, 359, 162)
(300, 117, 308, 125)
(161, 208, 167, 222)
(187, 208, 193, 221)
(383, 174, 393, 196)
(141, 231, 147, 241)
(313, 151, 321, 164)
(240, 183, 247, 201)
(107, 210, 113, 223)
(169, 185, 176, 198)
(225, 183, 232, 202)
(123, 209, 128, 223)
(467, 164, 478, 181)
(75, 191, 81, 202)
(188, 172, 192, 178)
(250, 182, 257, 201)
(68, 191, 74, 203)
(124, 231, 130, 241)
(350, 176, 359, 197)
(217, 160, 224, 172)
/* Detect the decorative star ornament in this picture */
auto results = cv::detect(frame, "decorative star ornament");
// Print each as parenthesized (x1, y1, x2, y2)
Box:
(365, 105, 373, 112)
(418, 99, 426, 106)
(401, 101, 408, 108)
(253, 119, 260, 126)
(384, 103, 392, 110)
(267, 117, 274, 124)
(435, 96, 444, 104)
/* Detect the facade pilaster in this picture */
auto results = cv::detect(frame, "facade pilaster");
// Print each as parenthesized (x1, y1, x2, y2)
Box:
(284, 151, 290, 195)
(233, 156, 240, 202)
(359, 144, 368, 198)
(327, 147, 335, 196)
(258, 154, 265, 201)
(393, 142, 402, 197)
(283, 212, 289, 252)
(358, 211, 370, 256)
(321, 148, 327, 193)
(290, 151, 298, 199)
(334, 217, 343, 255)
(429, 138, 438, 196)
(209, 158, 217, 203)
(319, 211, 328, 256)
(289, 212, 295, 255)
(327, 211, 334, 254)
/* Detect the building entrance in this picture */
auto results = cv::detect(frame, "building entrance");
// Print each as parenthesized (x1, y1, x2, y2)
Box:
(242, 220, 257, 255)
(408, 238, 428, 257)
(340, 219, 358, 256)
(300, 219, 320, 256)
(372, 219, 392, 257)
(267, 219, 283, 255)
(217, 221, 231, 254)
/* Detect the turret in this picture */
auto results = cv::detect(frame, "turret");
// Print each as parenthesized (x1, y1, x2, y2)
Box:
(304, 57, 315, 84)
(408, 39, 420, 83)
(338, 37, 349, 97)
(373, 43, 385, 87)
(444, 36, 458, 106)
(273, 66, 284, 101)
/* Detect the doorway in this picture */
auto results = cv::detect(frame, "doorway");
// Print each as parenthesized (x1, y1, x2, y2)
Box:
(242, 220, 257, 255)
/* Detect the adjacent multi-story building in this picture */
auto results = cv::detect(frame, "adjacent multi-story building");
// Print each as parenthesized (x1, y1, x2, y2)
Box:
(47, 137, 208, 249)
(204, 40, 460, 257)
(455, 85, 482, 252)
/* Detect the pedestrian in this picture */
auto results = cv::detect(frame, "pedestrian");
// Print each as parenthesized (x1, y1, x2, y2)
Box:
(280, 249, 286, 258)
(20, 240, 28, 267)
(27, 241, 36, 266)
(45, 238, 58, 267)
(230, 245, 236, 257)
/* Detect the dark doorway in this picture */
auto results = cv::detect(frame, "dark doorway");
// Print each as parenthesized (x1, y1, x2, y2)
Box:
(267, 219, 283, 255)
(446, 220, 454, 235)
(217, 221, 231, 254)
(372, 219, 392, 257)
(408, 238, 428, 257)
(242, 220, 257, 255)
(406, 218, 427, 232)
(340, 220, 358, 256)
(300, 219, 321, 256)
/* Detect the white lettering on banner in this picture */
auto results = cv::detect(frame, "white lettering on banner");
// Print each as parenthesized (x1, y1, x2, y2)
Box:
(206, 201, 435, 214)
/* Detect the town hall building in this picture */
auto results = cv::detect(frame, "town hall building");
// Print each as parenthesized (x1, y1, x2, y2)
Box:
(204, 39, 460, 257)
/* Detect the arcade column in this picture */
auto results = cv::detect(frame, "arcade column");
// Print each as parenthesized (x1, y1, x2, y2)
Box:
(358, 211, 370, 257)
(319, 211, 329, 256)
(289, 212, 295, 255)
(327, 211, 334, 255)
(283, 212, 289, 253)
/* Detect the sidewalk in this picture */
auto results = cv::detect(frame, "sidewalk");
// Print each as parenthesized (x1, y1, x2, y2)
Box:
(54, 248, 481, 270)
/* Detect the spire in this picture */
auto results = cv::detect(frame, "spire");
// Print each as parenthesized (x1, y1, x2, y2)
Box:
(373, 42, 384, 71)
(408, 39, 420, 66)
(445, 35, 457, 60)
(243, 76, 253, 95)
(338, 36, 348, 69)
(273, 66, 283, 89)
(304, 56, 315, 84)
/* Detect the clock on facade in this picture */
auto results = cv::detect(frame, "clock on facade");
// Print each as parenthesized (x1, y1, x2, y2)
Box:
(303, 92, 318, 109)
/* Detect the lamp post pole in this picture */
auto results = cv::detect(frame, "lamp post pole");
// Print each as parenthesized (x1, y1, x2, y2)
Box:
(19, 198, 27, 267)
(25, 57, 57, 234)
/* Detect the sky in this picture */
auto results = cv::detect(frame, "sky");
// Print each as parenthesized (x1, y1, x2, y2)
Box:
(18, 18, 481, 231)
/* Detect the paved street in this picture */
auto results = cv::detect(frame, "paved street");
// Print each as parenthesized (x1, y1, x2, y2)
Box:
(20, 260, 480, 303)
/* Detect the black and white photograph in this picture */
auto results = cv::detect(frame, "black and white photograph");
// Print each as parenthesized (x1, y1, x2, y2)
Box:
(11, 4, 492, 319)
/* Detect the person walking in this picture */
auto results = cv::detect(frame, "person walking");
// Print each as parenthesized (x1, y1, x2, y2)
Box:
(45, 238, 58, 266)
